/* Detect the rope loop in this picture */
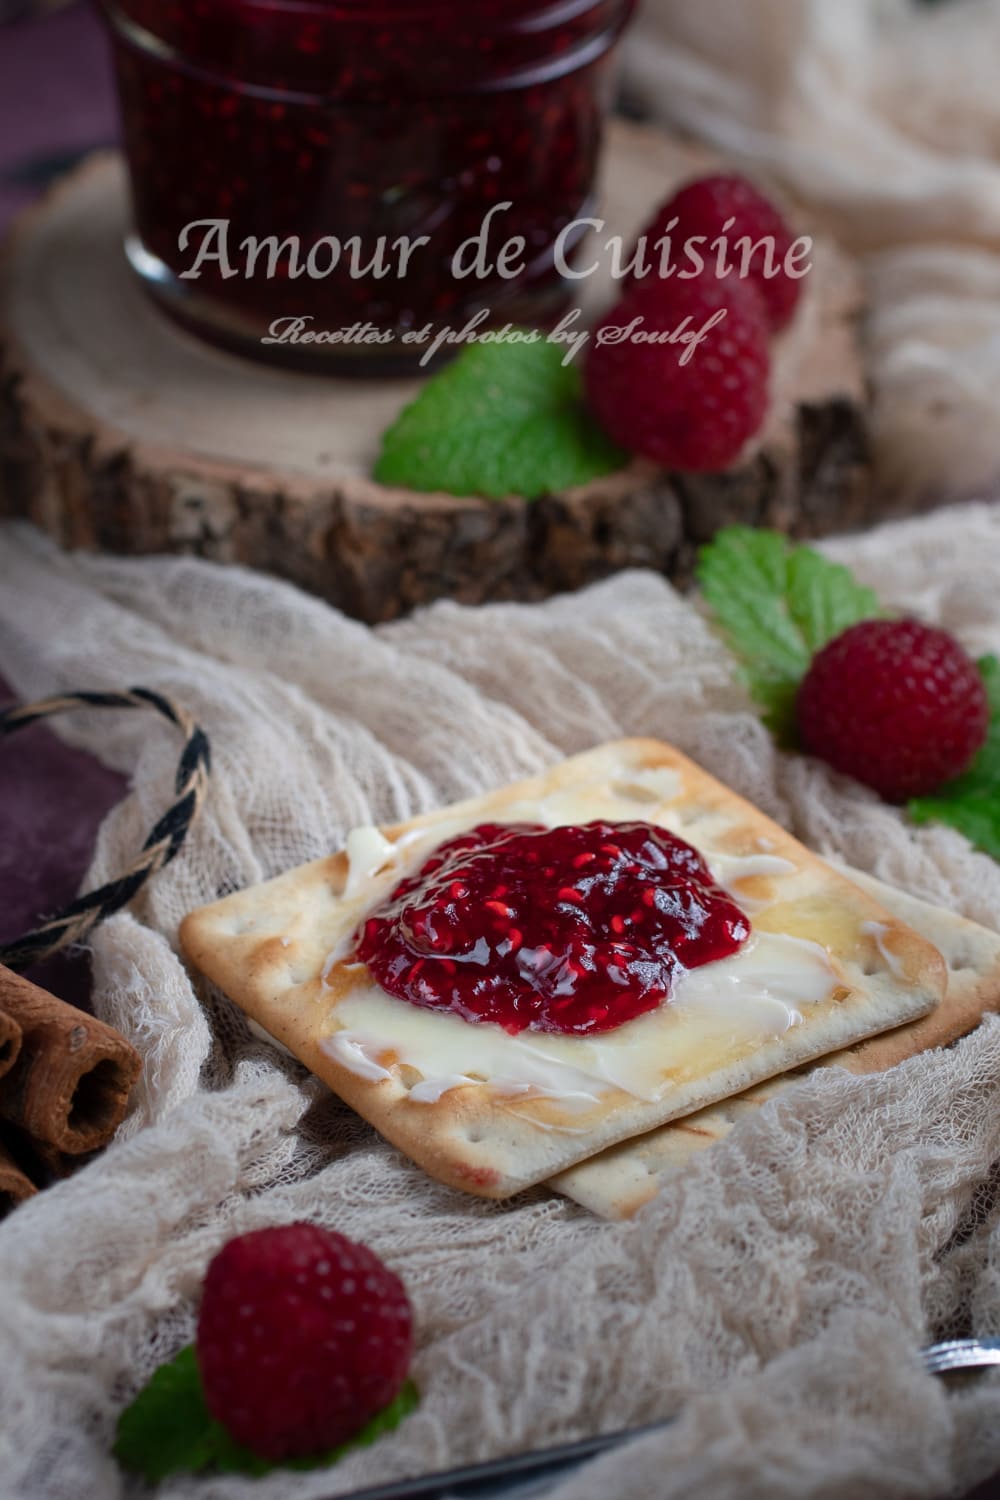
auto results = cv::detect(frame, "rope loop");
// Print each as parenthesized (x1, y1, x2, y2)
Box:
(0, 688, 211, 970)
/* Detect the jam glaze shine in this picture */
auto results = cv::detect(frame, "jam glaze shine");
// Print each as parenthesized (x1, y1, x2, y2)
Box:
(355, 820, 752, 1036)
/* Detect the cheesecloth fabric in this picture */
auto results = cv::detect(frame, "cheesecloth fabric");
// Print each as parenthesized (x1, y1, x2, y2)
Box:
(0, 503, 998, 1500)
(628, 0, 1000, 503)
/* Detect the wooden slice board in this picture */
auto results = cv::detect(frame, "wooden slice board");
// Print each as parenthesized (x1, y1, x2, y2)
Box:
(0, 120, 871, 623)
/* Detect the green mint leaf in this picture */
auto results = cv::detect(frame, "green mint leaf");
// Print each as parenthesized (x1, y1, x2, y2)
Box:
(374, 336, 625, 500)
(784, 546, 883, 656)
(909, 657, 1000, 859)
(113, 1346, 216, 1484)
(114, 1343, 419, 1483)
(696, 526, 883, 741)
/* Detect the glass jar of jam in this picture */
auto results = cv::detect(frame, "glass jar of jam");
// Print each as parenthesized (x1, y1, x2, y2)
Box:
(98, 0, 637, 373)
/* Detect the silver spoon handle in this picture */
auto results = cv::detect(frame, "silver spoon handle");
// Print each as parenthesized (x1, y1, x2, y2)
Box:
(921, 1338, 1000, 1375)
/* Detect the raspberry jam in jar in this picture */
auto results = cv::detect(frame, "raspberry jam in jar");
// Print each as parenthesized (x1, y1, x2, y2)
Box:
(98, 0, 636, 372)
(355, 821, 751, 1036)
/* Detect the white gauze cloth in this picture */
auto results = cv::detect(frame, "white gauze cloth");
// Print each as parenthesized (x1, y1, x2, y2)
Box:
(626, 0, 1000, 502)
(0, 507, 998, 1499)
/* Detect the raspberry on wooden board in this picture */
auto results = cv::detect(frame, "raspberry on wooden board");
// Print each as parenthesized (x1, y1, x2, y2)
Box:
(583, 272, 771, 473)
(629, 173, 805, 331)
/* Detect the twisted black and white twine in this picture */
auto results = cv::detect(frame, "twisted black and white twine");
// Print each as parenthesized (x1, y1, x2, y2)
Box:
(0, 688, 211, 971)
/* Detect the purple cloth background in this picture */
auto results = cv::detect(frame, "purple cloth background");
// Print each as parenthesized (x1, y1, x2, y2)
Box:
(1, 2, 123, 1003)
(0, 2, 116, 226)
(1, 18, 998, 1492)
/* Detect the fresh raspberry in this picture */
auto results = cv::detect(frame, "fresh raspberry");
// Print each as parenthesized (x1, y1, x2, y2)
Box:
(629, 173, 805, 331)
(583, 273, 770, 472)
(196, 1223, 413, 1462)
(797, 618, 989, 802)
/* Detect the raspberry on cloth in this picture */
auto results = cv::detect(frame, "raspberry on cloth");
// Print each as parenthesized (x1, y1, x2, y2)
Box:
(798, 619, 990, 801)
(197, 1225, 413, 1463)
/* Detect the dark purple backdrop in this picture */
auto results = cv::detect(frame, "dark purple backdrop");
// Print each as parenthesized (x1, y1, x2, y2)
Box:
(1, 2, 123, 1002)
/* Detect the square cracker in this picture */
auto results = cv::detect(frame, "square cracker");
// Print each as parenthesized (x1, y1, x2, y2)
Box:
(552, 866, 1000, 1219)
(180, 740, 946, 1199)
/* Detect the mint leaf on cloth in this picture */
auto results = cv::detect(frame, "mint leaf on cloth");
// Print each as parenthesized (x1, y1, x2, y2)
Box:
(374, 336, 625, 500)
(113, 1344, 418, 1483)
(113, 1346, 216, 1484)
(696, 526, 883, 739)
(909, 656, 1000, 859)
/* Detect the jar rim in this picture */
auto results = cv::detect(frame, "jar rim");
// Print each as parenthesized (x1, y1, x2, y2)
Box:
(104, 0, 618, 21)
(101, 0, 636, 102)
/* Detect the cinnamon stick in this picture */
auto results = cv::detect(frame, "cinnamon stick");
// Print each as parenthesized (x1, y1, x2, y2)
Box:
(0, 964, 141, 1155)
(0, 1009, 22, 1080)
(0, 1136, 36, 1216)
(1, 1118, 93, 1187)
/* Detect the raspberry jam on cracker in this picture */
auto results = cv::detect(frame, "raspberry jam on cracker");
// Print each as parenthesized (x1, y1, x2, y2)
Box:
(355, 821, 750, 1035)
